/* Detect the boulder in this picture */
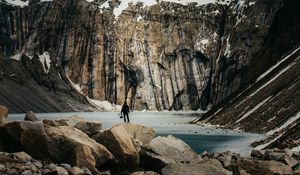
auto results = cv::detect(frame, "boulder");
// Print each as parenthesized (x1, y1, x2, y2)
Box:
(5, 121, 51, 159)
(56, 115, 86, 127)
(251, 150, 265, 159)
(280, 154, 298, 167)
(237, 158, 293, 175)
(0, 106, 8, 124)
(69, 144, 97, 173)
(267, 152, 285, 161)
(92, 124, 139, 170)
(161, 159, 232, 175)
(11, 152, 33, 162)
(2, 121, 114, 169)
(65, 166, 85, 175)
(120, 123, 155, 145)
(140, 135, 201, 173)
(74, 121, 102, 136)
(24, 111, 40, 122)
(43, 115, 86, 127)
(54, 166, 69, 175)
(45, 125, 115, 168)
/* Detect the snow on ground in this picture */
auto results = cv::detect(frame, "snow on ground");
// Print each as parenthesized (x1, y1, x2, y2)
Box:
(256, 47, 300, 82)
(267, 112, 300, 136)
(255, 132, 285, 150)
(88, 99, 122, 112)
(235, 97, 271, 124)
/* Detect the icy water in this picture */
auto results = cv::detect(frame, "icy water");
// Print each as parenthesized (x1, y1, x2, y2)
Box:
(9, 112, 263, 155)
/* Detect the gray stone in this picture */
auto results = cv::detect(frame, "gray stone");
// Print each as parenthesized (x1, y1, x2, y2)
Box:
(280, 154, 298, 167)
(21, 170, 32, 175)
(140, 135, 201, 172)
(74, 121, 102, 136)
(67, 166, 85, 175)
(33, 161, 43, 169)
(237, 158, 293, 175)
(82, 167, 93, 175)
(56, 115, 86, 127)
(60, 163, 72, 169)
(11, 152, 32, 162)
(120, 123, 156, 145)
(46, 163, 57, 171)
(7, 168, 18, 174)
(0, 163, 5, 170)
(251, 149, 265, 159)
(24, 111, 40, 122)
(267, 152, 285, 161)
(162, 160, 232, 175)
(55, 166, 69, 175)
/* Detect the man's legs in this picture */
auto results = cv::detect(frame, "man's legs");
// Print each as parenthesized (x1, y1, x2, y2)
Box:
(126, 113, 130, 123)
(123, 113, 127, 122)
(124, 113, 129, 122)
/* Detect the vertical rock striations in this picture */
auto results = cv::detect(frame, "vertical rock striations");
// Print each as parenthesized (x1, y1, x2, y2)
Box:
(0, 0, 298, 111)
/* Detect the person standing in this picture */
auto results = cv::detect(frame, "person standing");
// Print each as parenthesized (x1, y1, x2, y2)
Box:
(121, 102, 130, 122)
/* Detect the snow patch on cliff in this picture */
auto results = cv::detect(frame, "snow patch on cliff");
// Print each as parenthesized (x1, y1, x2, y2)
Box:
(4, 0, 29, 7)
(88, 99, 122, 111)
(39, 52, 51, 73)
(250, 59, 298, 97)
(255, 132, 285, 150)
(235, 97, 271, 124)
(267, 112, 300, 136)
(10, 52, 51, 73)
(100, 0, 225, 18)
(256, 47, 300, 82)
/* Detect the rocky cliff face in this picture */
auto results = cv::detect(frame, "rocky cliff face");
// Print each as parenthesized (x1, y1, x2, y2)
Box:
(194, 0, 300, 149)
(0, 0, 299, 111)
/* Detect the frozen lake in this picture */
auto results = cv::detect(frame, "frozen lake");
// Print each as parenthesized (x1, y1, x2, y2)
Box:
(8, 111, 263, 155)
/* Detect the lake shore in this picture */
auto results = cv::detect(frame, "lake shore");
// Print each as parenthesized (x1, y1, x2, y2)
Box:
(1, 112, 299, 175)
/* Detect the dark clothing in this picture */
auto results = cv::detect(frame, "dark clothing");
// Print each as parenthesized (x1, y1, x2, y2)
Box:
(123, 112, 129, 123)
(121, 104, 130, 122)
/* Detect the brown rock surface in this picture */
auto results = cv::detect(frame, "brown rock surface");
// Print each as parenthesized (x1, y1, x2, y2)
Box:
(93, 124, 139, 170)
(0, 106, 8, 124)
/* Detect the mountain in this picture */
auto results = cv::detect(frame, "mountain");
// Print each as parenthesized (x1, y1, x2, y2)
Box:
(0, 0, 299, 113)
(194, 46, 300, 149)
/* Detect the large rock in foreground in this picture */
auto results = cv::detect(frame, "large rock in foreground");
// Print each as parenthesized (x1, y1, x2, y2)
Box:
(140, 135, 201, 173)
(45, 125, 115, 168)
(0, 121, 115, 170)
(120, 123, 156, 145)
(74, 121, 102, 136)
(93, 124, 139, 171)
